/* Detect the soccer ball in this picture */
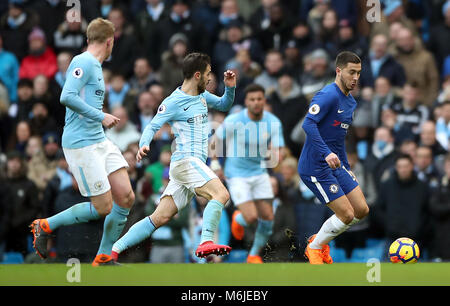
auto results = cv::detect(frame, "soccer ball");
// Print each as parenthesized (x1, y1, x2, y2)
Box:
(388, 238, 420, 264)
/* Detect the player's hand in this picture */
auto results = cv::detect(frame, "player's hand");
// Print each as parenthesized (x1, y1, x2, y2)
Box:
(102, 113, 120, 129)
(136, 145, 149, 162)
(325, 152, 341, 169)
(223, 70, 236, 88)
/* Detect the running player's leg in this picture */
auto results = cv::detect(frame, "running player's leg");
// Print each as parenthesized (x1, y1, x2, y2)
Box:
(345, 186, 370, 223)
(247, 199, 274, 263)
(194, 177, 232, 257)
(232, 201, 258, 240)
(112, 195, 177, 258)
(95, 167, 134, 261)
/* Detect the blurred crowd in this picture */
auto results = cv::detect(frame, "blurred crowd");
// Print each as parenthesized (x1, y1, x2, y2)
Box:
(0, 0, 449, 263)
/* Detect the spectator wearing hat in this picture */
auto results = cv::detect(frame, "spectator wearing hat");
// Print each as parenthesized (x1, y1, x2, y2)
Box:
(0, 33, 19, 103)
(15, 78, 34, 122)
(4, 150, 40, 256)
(427, 1, 450, 77)
(0, 0, 39, 61)
(27, 131, 60, 192)
(18, 27, 58, 80)
(360, 33, 406, 90)
(159, 32, 189, 97)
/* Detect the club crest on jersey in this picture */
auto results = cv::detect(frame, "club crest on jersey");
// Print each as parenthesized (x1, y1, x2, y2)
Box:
(158, 104, 167, 114)
(72, 67, 83, 79)
(201, 97, 207, 107)
(94, 180, 104, 191)
(329, 184, 339, 194)
(309, 104, 320, 115)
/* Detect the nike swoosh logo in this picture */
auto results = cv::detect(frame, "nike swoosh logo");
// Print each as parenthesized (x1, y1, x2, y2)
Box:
(338, 110, 344, 113)
(184, 106, 191, 111)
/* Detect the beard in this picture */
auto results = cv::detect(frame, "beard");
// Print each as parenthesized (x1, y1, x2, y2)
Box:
(197, 78, 207, 94)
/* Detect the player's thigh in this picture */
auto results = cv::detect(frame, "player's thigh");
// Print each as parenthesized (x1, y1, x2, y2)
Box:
(194, 178, 230, 204)
(108, 167, 134, 208)
(344, 186, 369, 219)
(236, 201, 259, 225)
(227, 176, 253, 206)
(63, 144, 111, 198)
(150, 194, 179, 228)
(300, 172, 344, 205)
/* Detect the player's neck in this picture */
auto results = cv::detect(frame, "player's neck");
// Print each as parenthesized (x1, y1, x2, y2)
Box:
(335, 80, 350, 96)
(181, 79, 200, 96)
(247, 110, 263, 121)
(87, 45, 108, 64)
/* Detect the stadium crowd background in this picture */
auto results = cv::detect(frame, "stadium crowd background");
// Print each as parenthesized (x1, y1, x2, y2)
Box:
(0, 0, 449, 264)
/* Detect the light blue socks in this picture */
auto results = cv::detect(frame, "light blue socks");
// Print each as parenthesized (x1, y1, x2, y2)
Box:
(112, 216, 156, 254)
(97, 203, 130, 255)
(200, 200, 224, 244)
(249, 219, 273, 256)
(47, 202, 100, 230)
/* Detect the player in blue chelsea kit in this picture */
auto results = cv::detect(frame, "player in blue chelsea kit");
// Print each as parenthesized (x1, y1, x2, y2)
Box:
(30, 18, 135, 266)
(298, 51, 370, 264)
(111, 53, 236, 260)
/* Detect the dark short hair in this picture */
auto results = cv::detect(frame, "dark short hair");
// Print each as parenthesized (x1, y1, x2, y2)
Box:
(244, 83, 265, 97)
(182, 53, 211, 80)
(395, 153, 414, 164)
(335, 51, 361, 69)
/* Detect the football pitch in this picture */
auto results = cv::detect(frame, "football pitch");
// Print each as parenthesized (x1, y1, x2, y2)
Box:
(1, 262, 450, 286)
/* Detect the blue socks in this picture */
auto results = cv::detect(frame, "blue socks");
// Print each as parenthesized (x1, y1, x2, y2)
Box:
(249, 219, 273, 256)
(97, 203, 130, 255)
(235, 212, 248, 227)
(200, 200, 224, 244)
(47, 202, 100, 230)
(112, 216, 156, 254)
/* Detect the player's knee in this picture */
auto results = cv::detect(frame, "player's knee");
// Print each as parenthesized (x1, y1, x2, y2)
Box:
(96, 203, 112, 217)
(358, 205, 369, 219)
(244, 213, 258, 225)
(340, 209, 355, 225)
(215, 188, 230, 205)
(125, 190, 135, 208)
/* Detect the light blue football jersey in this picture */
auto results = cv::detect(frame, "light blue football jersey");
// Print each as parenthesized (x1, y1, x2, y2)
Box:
(140, 86, 235, 163)
(217, 109, 285, 178)
(60, 51, 106, 149)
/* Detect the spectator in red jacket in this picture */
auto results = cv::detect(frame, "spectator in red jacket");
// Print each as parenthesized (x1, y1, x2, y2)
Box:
(18, 27, 57, 80)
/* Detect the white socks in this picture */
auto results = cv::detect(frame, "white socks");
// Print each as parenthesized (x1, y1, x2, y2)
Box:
(309, 215, 360, 249)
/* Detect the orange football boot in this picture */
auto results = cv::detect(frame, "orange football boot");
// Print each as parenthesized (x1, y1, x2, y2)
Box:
(304, 234, 324, 265)
(231, 211, 245, 240)
(92, 254, 115, 267)
(247, 255, 263, 264)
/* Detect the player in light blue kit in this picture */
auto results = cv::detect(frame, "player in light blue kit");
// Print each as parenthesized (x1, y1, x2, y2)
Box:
(30, 18, 135, 266)
(215, 84, 284, 263)
(111, 53, 236, 260)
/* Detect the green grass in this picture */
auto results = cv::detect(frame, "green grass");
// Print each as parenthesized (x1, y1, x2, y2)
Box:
(1, 263, 450, 286)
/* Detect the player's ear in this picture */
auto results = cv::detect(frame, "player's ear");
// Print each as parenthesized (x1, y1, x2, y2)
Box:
(194, 71, 201, 80)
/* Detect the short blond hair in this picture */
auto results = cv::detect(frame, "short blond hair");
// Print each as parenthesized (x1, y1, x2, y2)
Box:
(86, 18, 115, 44)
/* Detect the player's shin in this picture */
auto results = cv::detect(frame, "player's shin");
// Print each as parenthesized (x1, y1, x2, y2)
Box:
(47, 202, 101, 231)
(112, 216, 156, 255)
(97, 203, 130, 255)
(309, 214, 350, 249)
(200, 200, 224, 243)
(249, 219, 273, 256)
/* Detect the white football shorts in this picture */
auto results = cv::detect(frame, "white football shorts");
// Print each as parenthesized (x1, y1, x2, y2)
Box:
(226, 173, 274, 205)
(63, 139, 129, 197)
(161, 157, 218, 210)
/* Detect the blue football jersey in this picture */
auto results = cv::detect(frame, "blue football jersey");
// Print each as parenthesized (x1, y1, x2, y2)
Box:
(60, 51, 106, 149)
(217, 109, 285, 178)
(140, 86, 235, 163)
(298, 82, 357, 175)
